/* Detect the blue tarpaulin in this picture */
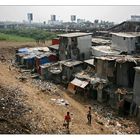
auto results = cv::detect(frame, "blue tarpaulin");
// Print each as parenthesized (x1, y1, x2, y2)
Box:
(40, 57, 49, 65)
(18, 48, 29, 54)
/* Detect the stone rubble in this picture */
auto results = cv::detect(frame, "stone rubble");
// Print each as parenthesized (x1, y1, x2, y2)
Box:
(31, 79, 61, 96)
(92, 103, 140, 134)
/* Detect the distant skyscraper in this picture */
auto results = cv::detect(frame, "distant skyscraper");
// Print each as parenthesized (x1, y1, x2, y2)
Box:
(71, 15, 76, 22)
(94, 19, 99, 24)
(27, 13, 33, 24)
(51, 15, 56, 21)
(43, 21, 46, 25)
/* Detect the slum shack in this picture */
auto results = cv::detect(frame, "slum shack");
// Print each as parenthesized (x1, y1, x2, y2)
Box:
(16, 47, 51, 67)
(58, 32, 92, 61)
(111, 32, 140, 54)
(52, 38, 60, 45)
(94, 55, 140, 112)
(35, 54, 50, 74)
(115, 55, 140, 88)
(35, 52, 58, 74)
(16, 53, 28, 65)
(48, 64, 62, 84)
(22, 54, 36, 69)
(48, 44, 59, 57)
(48, 52, 58, 62)
(94, 55, 140, 86)
(94, 56, 116, 83)
(60, 60, 83, 85)
(105, 86, 133, 112)
(68, 78, 89, 97)
(15, 48, 30, 64)
(40, 63, 54, 80)
(74, 70, 108, 102)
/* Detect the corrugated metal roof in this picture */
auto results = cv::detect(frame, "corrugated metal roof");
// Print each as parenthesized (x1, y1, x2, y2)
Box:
(23, 54, 36, 59)
(58, 32, 92, 38)
(29, 47, 50, 52)
(48, 44, 59, 50)
(40, 62, 58, 69)
(91, 45, 120, 55)
(61, 60, 83, 67)
(36, 52, 56, 59)
(95, 56, 117, 61)
(84, 59, 94, 66)
(95, 55, 140, 63)
(70, 78, 89, 88)
(111, 32, 140, 38)
(92, 38, 111, 44)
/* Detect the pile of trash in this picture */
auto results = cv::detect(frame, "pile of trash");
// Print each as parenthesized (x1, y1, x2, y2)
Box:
(0, 85, 32, 134)
(93, 103, 140, 134)
(51, 98, 69, 106)
(31, 79, 60, 96)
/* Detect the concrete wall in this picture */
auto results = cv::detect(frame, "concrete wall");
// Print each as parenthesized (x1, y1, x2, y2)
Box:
(95, 59, 115, 80)
(62, 65, 82, 82)
(133, 69, 140, 106)
(116, 63, 129, 87)
(77, 35, 92, 60)
(59, 35, 91, 60)
(112, 35, 136, 53)
(96, 59, 108, 79)
(116, 62, 136, 87)
(59, 37, 68, 60)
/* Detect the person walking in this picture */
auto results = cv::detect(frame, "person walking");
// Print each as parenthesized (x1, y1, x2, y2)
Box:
(64, 112, 71, 129)
(87, 106, 92, 125)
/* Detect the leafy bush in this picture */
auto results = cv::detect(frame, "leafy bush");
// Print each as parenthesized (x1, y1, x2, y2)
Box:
(0, 28, 57, 42)
(0, 33, 34, 42)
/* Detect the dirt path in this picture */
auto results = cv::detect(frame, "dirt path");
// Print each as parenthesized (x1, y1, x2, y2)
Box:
(0, 61, 111, 134)
(0, 41, 139, 134)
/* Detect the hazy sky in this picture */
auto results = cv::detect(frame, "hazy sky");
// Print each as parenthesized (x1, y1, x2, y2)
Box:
(0, 6, 140, 23)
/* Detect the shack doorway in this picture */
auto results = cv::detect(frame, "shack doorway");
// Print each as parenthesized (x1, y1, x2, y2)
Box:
(123, 100, 131, 116)
(102, 88, 108, 102)
(89, 89, 97, 100)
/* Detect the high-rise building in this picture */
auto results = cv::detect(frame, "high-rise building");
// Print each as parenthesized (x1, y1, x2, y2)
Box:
(51, 15, 56, 21)
(71, 15, 76, 22)
(27, 13, 33, 24)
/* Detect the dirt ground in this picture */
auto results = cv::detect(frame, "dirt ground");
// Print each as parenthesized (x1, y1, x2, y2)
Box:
(0, 41, 139, 134)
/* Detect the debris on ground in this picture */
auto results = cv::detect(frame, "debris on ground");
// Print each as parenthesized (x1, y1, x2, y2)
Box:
(92, 103, 140, 134)
(31, 79, 61, 96)
(51, 98, 69, 106)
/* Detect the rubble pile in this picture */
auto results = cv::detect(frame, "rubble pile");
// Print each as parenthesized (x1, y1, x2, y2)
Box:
(93, 103, 140, 134)
(0, 85, 32, 134)
(31, 79, 61, 96)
